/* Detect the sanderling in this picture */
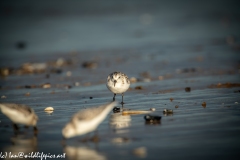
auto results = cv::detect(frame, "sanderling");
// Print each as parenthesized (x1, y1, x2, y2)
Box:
(106, 72, 130, 104)
(62, 101, 117, 139)
(0, 103, 38, 134)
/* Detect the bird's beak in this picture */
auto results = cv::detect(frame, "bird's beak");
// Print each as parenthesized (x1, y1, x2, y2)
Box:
(114, 80, 117, 87)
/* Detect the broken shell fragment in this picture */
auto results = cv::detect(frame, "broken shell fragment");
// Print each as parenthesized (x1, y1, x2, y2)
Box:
(44, 107, 54, 111)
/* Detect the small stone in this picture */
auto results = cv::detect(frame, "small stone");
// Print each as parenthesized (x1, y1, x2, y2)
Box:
(25, 92, 30, 96)
(16, 41, 26, 49)
(202, 102, 206, 108)
(158, 76, 164, 80)
(89, 97, 93, 99)
(170, 97, 174, 102)
(56, 58, 65, 66)
(185, 87, 191, 92)
(0, 68, 10, 76)
(1, 95, 7, 99)
(42, 83, 51, 89)
(25, 85, 32, 88)
(143, 78, 151, 82)
(84, 82, 91, 86)
(175, 105, 179, 108)
(235, 102, 238, 104)
(65, 85, 72, 89)
(50, 68, 62, 74)
(75, 82, 80, 86)
(132, 147, 147, 158)
(66, 71, 72, 77)
(130, 77, 137, 83)
(135, 86, 143, 90)
(45, 74, 50, 78)
(82, 61, 98, 69)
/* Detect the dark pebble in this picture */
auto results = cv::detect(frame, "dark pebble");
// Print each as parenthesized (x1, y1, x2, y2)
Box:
(144, 115, 161, 122)
(163, 109, 173, 114)
(185, 87, 191, 92)
(16, 41, 26, 49)
(25, 85, 32, 88)
(45, 74, 50, 78)
(182, 68, 196, 73)
(202, 102, 206, 107)
(135, 86, 143, 90)
(50, 69, 62, 74)
(89, 97, 93, 99)
(82, 61, 98, 69)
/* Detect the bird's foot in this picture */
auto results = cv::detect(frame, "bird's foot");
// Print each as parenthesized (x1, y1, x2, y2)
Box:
(33, 126, 38, 135)
(120, 102, 125, 105)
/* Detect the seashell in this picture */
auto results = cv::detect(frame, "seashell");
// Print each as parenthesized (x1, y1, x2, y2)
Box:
(45, 110, 53, 114)
(44, 107, 54, 111)
(149, 108, 155, 111)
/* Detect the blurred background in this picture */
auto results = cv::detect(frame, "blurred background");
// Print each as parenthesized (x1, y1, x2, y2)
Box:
(0, 0, 239, 58)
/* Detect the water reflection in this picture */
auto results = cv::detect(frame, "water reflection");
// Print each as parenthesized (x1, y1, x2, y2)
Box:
(109, 113, 131, 130)
(64, 145, 106, 160)
(3, 133, 38, 160)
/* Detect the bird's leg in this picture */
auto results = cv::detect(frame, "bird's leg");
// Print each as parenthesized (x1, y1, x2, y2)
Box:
(61, 137, 66, 147)
(120, 93, 124, 105)
(33, 126, 38, 136)
(113, 93, 116, 101)
(12, 123, 19, 131)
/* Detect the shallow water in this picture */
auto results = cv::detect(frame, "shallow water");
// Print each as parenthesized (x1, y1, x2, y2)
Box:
(1, 0, 240, 160)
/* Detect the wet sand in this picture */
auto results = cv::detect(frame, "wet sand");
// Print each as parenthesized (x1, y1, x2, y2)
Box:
(0, 1, 240, 160)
